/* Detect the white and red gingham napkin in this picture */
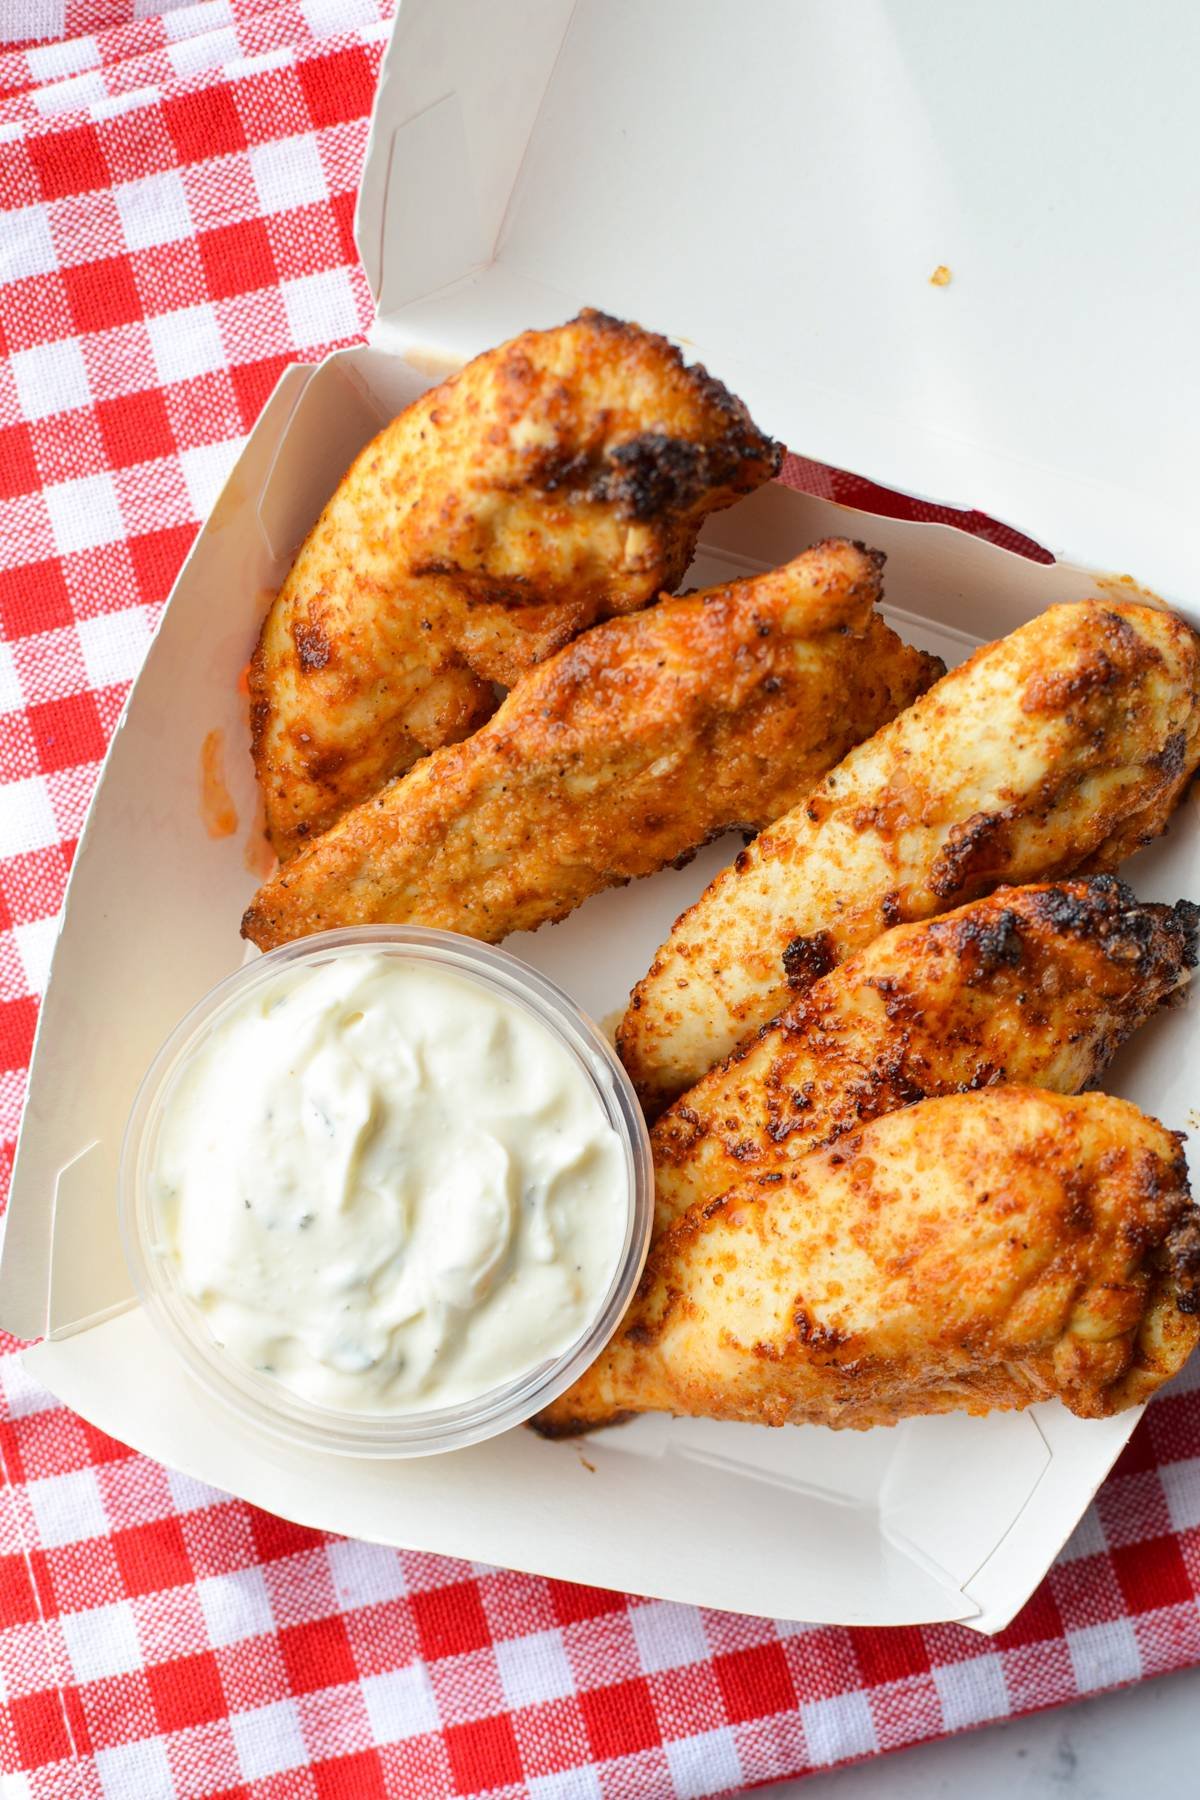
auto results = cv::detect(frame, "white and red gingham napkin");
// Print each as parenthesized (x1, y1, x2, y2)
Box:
(2, 4, 1200, 1797)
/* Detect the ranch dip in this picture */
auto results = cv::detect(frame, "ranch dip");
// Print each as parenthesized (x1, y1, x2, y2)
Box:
(150, 951, 627, 1414)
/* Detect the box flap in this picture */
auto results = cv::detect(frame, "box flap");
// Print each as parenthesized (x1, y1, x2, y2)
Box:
(362, 0, 1200, 601)
(0, 366, 316, 1342)
(354, 0, 573, 310)
(25, 1312, 983, 1627)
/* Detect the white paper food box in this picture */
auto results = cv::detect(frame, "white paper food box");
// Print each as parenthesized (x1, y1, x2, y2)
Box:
(2, 0, 1198, 1633)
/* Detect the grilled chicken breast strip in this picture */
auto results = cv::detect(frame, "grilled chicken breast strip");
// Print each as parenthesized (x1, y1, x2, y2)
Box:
(535, 1089, 1200, 1437)
(619, 599, 1200, 1113)
(652, 878, 1199, 1233)
(251, 311, 780, 856)
(243, 540, 941, 949)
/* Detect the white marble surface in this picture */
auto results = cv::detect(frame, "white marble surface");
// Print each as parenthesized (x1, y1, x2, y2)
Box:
(768, 1663, 1200, 1797)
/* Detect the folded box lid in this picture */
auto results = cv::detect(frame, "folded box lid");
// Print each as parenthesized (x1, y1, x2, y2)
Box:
(356, 0, 1200, 603)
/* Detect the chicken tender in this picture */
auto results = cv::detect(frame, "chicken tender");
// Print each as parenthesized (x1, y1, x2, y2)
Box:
(620, 600, 1200, 1112)
(242, 541, 941, 950)
(653, 878, 1199, 1233)
(535, 1089, 1200, 1437)
(251, 311, 781, 856)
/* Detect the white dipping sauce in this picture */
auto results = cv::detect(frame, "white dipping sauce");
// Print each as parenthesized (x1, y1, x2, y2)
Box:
(152, 952, 627, 1414)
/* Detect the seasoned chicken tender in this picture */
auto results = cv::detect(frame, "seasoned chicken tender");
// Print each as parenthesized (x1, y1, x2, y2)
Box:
(251, 311, 781, 856)
(620, 600, 1200, 1112)
(535, 1089, 1200, 1437)
(653, 878, 1200, 1233)
(242, 541, 941, 949)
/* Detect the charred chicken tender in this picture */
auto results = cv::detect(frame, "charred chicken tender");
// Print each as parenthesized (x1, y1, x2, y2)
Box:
(535, 1088, 1200, 1438)
(652, 878, 1200, 1233)
(242, 540, 942, 950)
(619, 599, 1200, 1113)
(251, 310, 782, 857)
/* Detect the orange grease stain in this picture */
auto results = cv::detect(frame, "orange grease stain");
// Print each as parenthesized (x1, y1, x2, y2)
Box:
(200, 730, 239, 839)
(239, 615, 277, 878)
(1092, 572, 1168, 611)
(243, 787, 276, 879)
(402, 346, 466, 379)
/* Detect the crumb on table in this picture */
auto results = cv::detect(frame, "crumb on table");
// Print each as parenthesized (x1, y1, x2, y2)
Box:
(929, 264, 953, 287)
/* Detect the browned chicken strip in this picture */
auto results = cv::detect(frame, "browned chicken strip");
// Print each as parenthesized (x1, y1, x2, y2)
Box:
(653, 878, 1200, 1233)
(535, 1089, 1200, 1438)
(619, 600, 1200, 1113)
(251, 311, 781, 856)
(242, 540, 941, 950)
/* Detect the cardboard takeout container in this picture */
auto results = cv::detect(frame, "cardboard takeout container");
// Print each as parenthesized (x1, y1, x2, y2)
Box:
(3, 0, 1198, 1631)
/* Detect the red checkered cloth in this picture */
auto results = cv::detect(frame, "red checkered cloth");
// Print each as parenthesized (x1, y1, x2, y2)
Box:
(1, 4, 1198, 1797)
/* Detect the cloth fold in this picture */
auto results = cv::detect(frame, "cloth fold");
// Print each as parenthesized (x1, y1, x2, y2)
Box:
(1, 3, 1198, 1796)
